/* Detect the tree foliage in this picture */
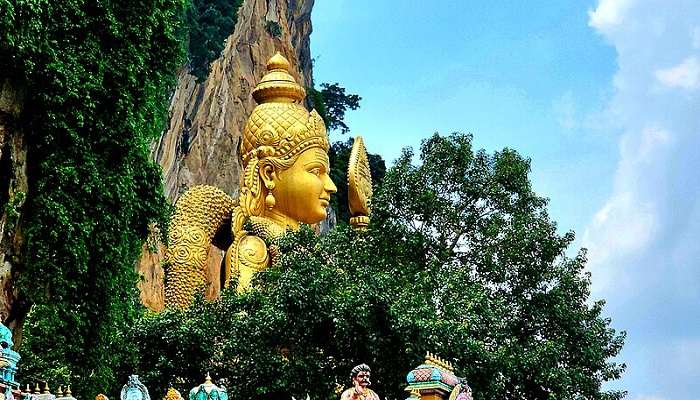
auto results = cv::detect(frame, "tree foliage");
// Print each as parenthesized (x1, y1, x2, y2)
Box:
(0, 0, 185, 398)
(132, 133, 625, 400)
(187, 0, 243, 81)
(308, 83, 361, 134)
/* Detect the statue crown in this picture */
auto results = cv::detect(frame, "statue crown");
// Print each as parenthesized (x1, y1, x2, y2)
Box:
(242, 52, 329, 164)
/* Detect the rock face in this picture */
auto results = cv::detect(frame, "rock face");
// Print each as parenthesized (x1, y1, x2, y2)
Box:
(0, 79, 28, 335)
(137, 0, 316, 310)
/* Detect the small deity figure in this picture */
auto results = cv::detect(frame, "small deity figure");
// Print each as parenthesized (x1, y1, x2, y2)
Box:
(340, 364, 380, 400)
(448, 381, 473, 400)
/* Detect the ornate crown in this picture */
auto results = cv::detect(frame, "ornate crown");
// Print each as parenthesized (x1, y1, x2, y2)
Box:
(241, 52, 330, 164)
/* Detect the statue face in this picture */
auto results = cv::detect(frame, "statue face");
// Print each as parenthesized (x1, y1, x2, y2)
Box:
(270, 147, 337, 225)
(353, 371, 371, 388)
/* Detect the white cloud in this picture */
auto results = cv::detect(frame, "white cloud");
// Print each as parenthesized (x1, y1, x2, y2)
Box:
(585, 0, 700, 398)
(655, 57, 700, 90)
(589, 0, 635, 32)
(583, 126, 670, 283)
(583, 190, 655, 292)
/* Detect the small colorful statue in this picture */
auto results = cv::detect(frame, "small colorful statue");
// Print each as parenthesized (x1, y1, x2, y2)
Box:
(340, 364, 380, 400)
(448, 380, 473, 400)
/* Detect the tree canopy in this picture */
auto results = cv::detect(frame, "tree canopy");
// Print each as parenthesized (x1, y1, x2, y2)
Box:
(308, 83, 361, 135)
(187, 0, 243, 81)
(0, 0, 185, 397)
(132, 133, 625, 400)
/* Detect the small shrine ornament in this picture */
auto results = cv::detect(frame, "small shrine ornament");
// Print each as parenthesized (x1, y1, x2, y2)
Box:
(120, 375, 150, 400)
(189, 373, 228, 400)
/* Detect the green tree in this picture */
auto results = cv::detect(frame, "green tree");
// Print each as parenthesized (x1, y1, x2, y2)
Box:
(132, 133, 625, 400)
(187, 0, 243, 81)
(0, 0, 186, 397)
(308, 83, 361, 134)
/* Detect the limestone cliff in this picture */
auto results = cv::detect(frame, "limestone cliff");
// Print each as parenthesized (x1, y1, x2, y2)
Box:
(137, 0, 315, 310)
(0, 79, 28, 334)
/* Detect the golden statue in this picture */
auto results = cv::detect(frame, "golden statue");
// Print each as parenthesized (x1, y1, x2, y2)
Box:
(165, 52, 346, 308)
(347, 136, 372, 228)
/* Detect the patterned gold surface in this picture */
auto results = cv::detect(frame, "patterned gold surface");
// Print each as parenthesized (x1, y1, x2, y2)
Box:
(348, 136, 373, 227)
(165, 185, 235, 309)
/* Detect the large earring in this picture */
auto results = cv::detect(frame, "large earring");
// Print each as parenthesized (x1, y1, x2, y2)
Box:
(265, 191, 276, 210)
(265, 182, 276, 210)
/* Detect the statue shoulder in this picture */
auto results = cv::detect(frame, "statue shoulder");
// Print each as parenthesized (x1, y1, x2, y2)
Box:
(225, 215, 284, 291)
(237, 234, 270, 271)
(226, 232, 271, 291)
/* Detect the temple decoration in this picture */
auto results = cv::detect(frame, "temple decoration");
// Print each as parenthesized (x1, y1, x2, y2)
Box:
(0, 323, 20, 390)
(347, 136, 372, 228)
(121, 376, 150, 400)
(405, 388, 421, 400)
(162, 389, 182, 400)
(165, 52, 338, 307)
(96, 394, 109, 400)
(405, 353, 472, 400)
(447, 383, 472, 400)
(34, 383, 54, 400)
(188, 374, 228, 400)
(55, 386, 76, 400)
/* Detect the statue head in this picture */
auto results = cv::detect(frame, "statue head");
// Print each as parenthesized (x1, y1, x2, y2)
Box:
(349, 363, 372, 388)
(239, 52, 336, 229)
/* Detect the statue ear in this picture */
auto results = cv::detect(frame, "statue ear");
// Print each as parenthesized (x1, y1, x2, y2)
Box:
(259, 161, 277, 191)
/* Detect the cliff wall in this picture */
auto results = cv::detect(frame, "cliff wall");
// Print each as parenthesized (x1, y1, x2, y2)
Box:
(137, 0, 316, 310)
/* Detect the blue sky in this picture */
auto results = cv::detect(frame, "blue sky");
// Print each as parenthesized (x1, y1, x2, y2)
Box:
(311, 1, 700, 399)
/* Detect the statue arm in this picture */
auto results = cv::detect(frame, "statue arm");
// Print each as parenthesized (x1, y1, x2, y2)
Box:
(228, 234, 270, 291)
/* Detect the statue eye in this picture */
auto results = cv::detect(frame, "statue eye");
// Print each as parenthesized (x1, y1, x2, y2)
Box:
(309, 167, 321, 176)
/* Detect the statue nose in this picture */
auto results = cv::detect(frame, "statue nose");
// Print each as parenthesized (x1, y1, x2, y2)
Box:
(324, 175, 337, 194)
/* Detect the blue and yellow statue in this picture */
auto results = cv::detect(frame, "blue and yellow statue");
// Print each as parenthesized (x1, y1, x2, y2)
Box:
(164, 52, 372, 308)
